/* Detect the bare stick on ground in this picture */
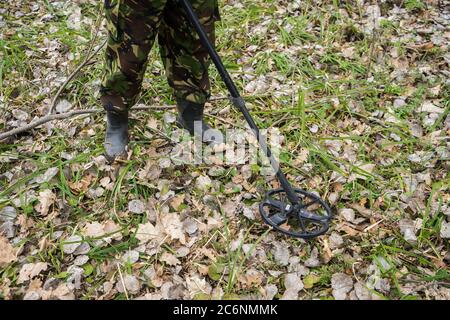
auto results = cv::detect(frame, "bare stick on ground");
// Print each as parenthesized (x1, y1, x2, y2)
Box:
(46, 40, 106, 116)
(46, 13, 106, 116)
(0, 105, 176, 141)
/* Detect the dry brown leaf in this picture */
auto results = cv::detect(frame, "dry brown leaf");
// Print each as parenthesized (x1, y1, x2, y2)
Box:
(82, 222, 105, 238)
(103, 220, 122, 240)
(17, 262, 48, 284)
(185, 274, 211, 298)
(242, 180, 256, 192)
(349, 203, 372, 218)
(135, 222, 161, 244)
(34, 189, 56, 216)
(170, 194, 185, 211)
(27, 278, 43, 292)
(44, 283, 75, 300)
(412, 42, 434, 51)
(160, 252, 181, 266)
(161, 213, 186, 245)
(339, 223, 360, 237)
(17, 214, 34, 234)
(240, 269, 263, 288)
(293, 148, 309, 166)
(322, 238, 333, 263)
(331, 273, 354, 300)
(281, 273, 303, 300)
(0, 236, 16, 267)
(68, 172, 95, 193)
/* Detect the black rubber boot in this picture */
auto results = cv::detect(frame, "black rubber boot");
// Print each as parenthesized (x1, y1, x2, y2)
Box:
(176, 99, 223, 144)
(104, 109, 128, 162)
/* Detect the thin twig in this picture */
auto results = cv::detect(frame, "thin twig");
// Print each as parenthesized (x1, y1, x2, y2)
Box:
(363, 218, 385, 233)
(2, 99, 264, 141)
(206, 113, 246, 129)
(0, 105, 174, 141)
(47, 12, 104, 115)
(366, 10, 380, 78)
(46, 39, 106, 116)
(0, 109, 98, 141)
(116, 263, 129, 300)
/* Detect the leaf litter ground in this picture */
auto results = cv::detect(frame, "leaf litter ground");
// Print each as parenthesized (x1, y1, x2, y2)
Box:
(0, 0, 449, 300)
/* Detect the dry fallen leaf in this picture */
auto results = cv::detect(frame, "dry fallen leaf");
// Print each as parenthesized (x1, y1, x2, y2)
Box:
(17, 262, 48, 284)
(116, 274, 141, 295)
(135, 222, 161, 244)
(0, 206, 17, 222)
(420, 101, 444, 114)
(339, 223, 360, 236)
(339, 208, 355, 222)
(342, 46, 355, 58)
(128, 199, 146, 214)
(46, 283, 75, 300)
(281, 273, 303, 300)
(0, 236, 17, 267)
(185, 274, 211, 298)
(399, 219, 418, 244)
(183, 218, 198, 235)
(170, 194, 185, 211)
(349, 203, 372, 219)
(354, 282, 376, 300)
(195, 175, 212, 191)
(68, 172, 95, 193)
(103, 220, 122, 241)
(440, 221, 450, 239)
(160, 252, 181, 266)
(35, 167, 59, 184)
(161, 213, 186, 245)
(241, 269, 263, 288)
(82, 222, 105, 238)
(304, 247, 321, 267)
(272, 241, 290, 266)
(34, 189, 56, 216)
(263, 284, 278, 299)
(331, 273, 354, 300)
(62, 235, 82, 254)
(55, 99, 72, 113)
(322, 238, 333, 263)
(121, 250, 140, 264)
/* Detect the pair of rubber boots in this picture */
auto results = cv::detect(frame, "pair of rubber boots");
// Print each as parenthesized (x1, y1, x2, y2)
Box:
(104, 99, 222, 162)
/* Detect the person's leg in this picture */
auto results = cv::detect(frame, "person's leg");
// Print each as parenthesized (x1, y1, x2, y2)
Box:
(100, 0, 166, 160)
(158, 0, 222, 143)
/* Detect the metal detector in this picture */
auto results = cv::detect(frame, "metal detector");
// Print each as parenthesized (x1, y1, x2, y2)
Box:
(180, 0, 333, 238)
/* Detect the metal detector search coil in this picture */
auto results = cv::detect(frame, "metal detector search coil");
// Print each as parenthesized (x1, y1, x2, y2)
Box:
(260, 188, 332, 238)
(180, 0, 333, 238)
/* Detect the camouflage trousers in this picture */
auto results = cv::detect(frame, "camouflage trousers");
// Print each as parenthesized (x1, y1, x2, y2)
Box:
(100, 0, 220, 112)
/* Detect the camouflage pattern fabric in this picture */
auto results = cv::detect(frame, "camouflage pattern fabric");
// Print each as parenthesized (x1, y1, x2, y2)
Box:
(100, 0, 220, 113)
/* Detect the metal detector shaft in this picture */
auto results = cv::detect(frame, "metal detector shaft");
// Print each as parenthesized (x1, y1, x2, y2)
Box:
(179, 0, 301, 204)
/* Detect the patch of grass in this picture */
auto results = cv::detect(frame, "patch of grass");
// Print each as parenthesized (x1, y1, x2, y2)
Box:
(404, 0, 426, 12)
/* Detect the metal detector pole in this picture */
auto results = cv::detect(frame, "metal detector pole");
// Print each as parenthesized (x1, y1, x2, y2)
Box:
(179, 0, 300, 204)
